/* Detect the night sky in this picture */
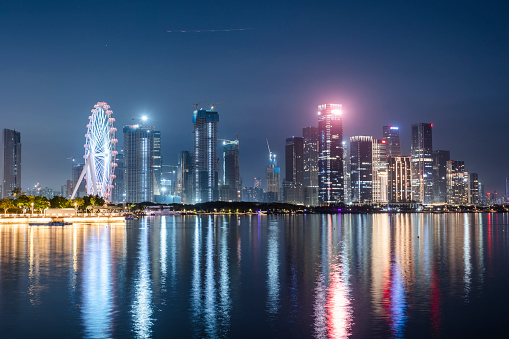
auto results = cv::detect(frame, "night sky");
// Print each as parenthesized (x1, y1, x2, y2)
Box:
(1, 0, 508, 193)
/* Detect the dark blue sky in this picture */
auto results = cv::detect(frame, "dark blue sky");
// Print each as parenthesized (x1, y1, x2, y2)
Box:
(1, 0, 508, 193)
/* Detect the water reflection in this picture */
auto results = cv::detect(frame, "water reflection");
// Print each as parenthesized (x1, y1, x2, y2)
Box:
(0, 214, 507, 338)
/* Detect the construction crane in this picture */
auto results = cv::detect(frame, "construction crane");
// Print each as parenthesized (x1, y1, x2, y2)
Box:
(193, 101, 206, 110)
(208, 101, 229, 110)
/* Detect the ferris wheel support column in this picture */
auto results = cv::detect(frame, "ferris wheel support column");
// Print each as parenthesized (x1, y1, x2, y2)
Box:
(70, 149, 98, 200)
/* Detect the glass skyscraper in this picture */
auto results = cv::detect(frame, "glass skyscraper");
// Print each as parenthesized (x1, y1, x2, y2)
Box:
(411, 123, 433, 203)
(318, 103, 344, 204)
(222, 139, 240, 201)
(193, 108, 219, 203)
(382, 125, 402, 157)
(123, 124, 155, 203)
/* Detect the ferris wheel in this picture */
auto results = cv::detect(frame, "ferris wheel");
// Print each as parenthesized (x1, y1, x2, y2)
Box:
(71, 102, 118, 200)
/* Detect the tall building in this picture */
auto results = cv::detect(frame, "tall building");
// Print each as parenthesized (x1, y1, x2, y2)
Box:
(350, 136, 373, 203)
(111, 153, 125, 204)
(372, 139, 388, 203)
(177, 151, 193, 204)
(318, 103, 344, 204)
(342, 141, 350, 203)
(123, 124, 155, 203)
(387, 156, 412, 203)
(446, 160, 468, 205)
(153, 131, 162, 196)
(411, 123, 434, 203)
(193, 108, 219, 203)
(2, 129, 21, 198)
(222, 139, 240, 201)
(469, 173, 479, 205)
(265, 142, 280, 202)
(432, 150, 450, 203)
(284, 136, 304, 204)
(72, 163, 87, 198)
(303, 127, 319, 206)
(382, 126, 402, 157)
(506, 178, 509, 203)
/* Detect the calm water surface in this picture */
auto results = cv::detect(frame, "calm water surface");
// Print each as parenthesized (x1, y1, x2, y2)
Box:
(1, 214, 508, 338)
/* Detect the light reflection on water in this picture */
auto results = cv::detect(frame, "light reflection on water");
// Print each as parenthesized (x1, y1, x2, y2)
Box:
(0, 214, 509, 337)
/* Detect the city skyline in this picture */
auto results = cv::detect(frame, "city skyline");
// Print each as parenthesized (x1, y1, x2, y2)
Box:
(0, 1, 508, 194)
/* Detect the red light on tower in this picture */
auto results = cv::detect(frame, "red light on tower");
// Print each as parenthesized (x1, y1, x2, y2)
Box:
(431, 123, 434, 127)
(381, 139, 386, 144)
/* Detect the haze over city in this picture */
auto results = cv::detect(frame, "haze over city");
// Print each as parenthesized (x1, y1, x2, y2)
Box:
(0, 0, 508, 193)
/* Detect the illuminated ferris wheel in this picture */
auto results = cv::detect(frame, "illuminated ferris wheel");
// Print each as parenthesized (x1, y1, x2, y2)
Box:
(71, 102, 118, 200)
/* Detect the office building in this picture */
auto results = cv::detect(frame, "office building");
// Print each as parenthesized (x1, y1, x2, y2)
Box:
(111, 153, 125, 204)
(382, 126, 402, 157)
(123, 124, 155, 203)
(303, 127, 319, 206)
(411, 123, 434, 203)
(469, 173, 479, 205)
(222, 139, 240, 201)
(350, 136, 373, 203)
(283, 136, 304, 204)
(265, 142, 280, 203)
(372, 139, 388, 203)
(432, 150, 450, 203)
(342, 141, 350, 203)
(2, 129, 21, 198)
(388, 156, 413, 203)
(177, 151, 193, 204)
(318, 103, 344, 204)
(193, 108, 219, 203)
(446, 160, 468, 205)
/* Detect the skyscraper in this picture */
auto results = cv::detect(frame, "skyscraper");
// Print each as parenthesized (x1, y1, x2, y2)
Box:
(284, 136, 304, 204)
(469, 173, 479, 205)
(411, 123, 433, 203)
(222, 139, 240, 201)
(446, 160, 468, 205)
(318, 103, 344, 204)
(432, 150, 450, 203)
(302, 127, 319, 206)
(265, 141, 280, 202)
(350, 136, 373, 203)
(177, 151, 193, 204)
(2, 129, 21, 198)
(153, 130, 162, 196)
(372, 139, 388, 203)
(193, 108, 219, 203)
(382, 126, 402, 157)
(387, 156, 412, 203)
(123, 124, 155, 203)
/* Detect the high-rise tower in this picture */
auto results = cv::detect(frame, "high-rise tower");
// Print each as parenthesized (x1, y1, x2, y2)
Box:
(193, 108, 219, 203)
(432, 150, 450, 203)
(222, 139, 240, 201)
(123, 124, 155, 203)
(411, 123, 433, 203)
(2, 129, 21, 198)
(177, 151, 193, 204)
(318, 104, 344, 204)
(284, 136, 304, 204)
(382, 126, 402, 157)
(265, 140, 280, 202)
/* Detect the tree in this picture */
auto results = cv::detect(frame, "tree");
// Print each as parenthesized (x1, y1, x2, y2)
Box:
(71, 197, 85, 211)
(50, 196, 70, 208)
(15, 195, 31, 214)
(11, 187, 21, 198)
(0, 198, 14, 215)
(34, 196, 50, 213)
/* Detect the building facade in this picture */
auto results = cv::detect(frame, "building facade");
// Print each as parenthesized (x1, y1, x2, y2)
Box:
(388, 156, 413, 203)
(349, 136, 373, 203)
(432, 150, 450, 203)
(411, 123, 434, 203)
(265, 143, 280, 202)
(318, 104, 344, 204)
(72, 163, 87, 198)
(111, 153, 125, 204)
(123, 124, 155, 203)
(469, 172, 479, 205)
(193, 109, 219, 203)
(2, 129, 21, 198)
(177, 151, 193, 204)
(446, 160, 468, 205)
(382, 126, 402, 157)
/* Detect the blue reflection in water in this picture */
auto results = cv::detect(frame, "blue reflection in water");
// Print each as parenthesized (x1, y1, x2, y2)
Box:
(160, 216, 167, 292)
(190, 217, 203, 336)
(266, 218, 280, 315)
(389, 262, 407, 338)
(218, 218, 231, 335)
(204, 217, 218, 337)
(131, 220, 153, 338)
(81, 228, 114, 338)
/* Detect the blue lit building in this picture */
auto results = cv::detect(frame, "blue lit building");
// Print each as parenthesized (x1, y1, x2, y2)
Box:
(193, 109, 219, 203)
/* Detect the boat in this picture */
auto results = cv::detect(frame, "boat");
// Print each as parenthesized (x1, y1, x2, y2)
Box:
(29, 222, 72, 226)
